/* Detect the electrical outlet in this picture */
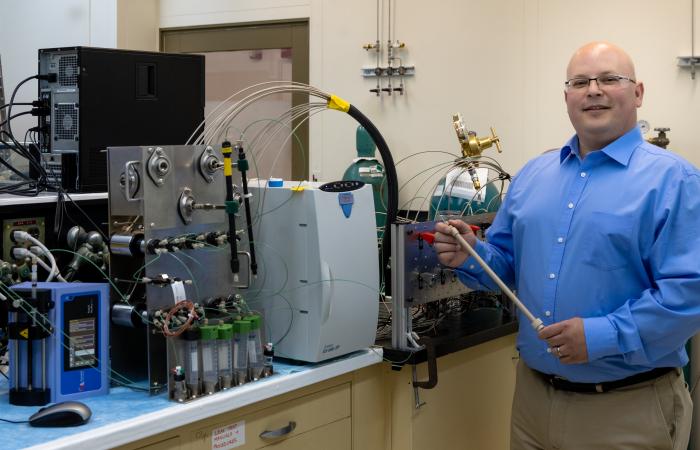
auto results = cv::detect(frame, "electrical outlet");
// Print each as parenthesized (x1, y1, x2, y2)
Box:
(3, 217, 45, 262)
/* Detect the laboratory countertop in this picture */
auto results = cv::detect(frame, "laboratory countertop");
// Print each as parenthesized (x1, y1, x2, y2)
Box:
(0, 348, 383, 450)
(380, 308, 518, 366)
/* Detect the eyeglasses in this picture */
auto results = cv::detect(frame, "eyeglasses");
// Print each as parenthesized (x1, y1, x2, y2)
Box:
(564, 74, 636, 90)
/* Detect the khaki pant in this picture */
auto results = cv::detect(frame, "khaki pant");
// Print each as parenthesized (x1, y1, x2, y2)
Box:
(510, 361, 692, 450)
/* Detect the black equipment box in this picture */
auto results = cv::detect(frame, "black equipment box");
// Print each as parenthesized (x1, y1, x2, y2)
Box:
(37, 47, 204, 192)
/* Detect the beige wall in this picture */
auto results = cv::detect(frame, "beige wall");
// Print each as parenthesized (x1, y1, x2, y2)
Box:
(117, 0, 159, 51)
(0, 0, 119, 138)
(160, 0, 700, 207)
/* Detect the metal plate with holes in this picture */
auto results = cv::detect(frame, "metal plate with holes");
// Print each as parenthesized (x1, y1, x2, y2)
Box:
(146, 147, 171, 186)
(120, 161, 141, 201)
(198, 146, 221, 183)
(391, 220, 473, 350)
(177, 187, 194, 224)
(107, 145, 248, 390)
(397, 221, 472, 306)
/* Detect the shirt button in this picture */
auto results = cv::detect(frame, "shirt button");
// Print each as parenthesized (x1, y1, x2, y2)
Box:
(580, 172, 587, 177)
(568, 202, 574, 209)
(468, 264, 475, 270)
(557, 237, 564, 243)
(545, 310, 551, 317)
(548, 273, 556, 279)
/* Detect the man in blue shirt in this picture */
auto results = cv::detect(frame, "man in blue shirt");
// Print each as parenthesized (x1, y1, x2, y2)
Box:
(435, 41, 699, 449)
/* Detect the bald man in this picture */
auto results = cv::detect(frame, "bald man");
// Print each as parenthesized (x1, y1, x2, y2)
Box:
(435, 42, 699, 449)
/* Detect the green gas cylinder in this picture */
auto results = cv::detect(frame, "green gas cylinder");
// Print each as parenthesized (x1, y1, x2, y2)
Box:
(342, 126, 387, 238)
(429, 166, 501, 219)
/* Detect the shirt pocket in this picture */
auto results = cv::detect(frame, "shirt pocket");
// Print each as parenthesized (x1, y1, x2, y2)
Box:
(581, 212, 634, 271)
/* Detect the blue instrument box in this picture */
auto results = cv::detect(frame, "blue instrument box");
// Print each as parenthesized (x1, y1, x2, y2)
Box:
(8, 282, 110, 404)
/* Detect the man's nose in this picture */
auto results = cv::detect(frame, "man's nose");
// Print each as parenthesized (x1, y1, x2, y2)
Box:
(586, 78, 603, 95)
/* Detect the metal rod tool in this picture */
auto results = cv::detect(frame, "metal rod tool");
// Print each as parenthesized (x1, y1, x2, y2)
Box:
(447, 225, 544, 331)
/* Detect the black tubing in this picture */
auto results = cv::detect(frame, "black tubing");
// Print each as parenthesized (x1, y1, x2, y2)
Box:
(346, 105, 398, 294)
(222, 141, 240, 274)
(236, 144, 258, 275)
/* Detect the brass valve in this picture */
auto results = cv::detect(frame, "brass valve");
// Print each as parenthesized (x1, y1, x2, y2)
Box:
(452, 113, 502, 158)
(646, 127, 670, 149)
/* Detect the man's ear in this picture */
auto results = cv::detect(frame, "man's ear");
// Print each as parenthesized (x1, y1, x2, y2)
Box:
(635, 82, 644, 108)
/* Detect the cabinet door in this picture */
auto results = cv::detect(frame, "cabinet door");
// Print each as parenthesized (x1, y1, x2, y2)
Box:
(388, 334, 517, 450)
(262, 418, 351, 450)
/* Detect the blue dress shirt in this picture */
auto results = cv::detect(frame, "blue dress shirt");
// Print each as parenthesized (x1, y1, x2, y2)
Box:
(457, 126, 700, 382)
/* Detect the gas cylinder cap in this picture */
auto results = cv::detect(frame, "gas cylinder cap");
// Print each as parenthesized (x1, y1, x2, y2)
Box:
(356, 126, 376, 158)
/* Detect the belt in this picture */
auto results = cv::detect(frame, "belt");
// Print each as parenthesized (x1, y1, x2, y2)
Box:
(537, 367, 675, 393)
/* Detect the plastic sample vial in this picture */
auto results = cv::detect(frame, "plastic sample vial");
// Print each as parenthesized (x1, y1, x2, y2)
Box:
(172, 366, 187, 402)
(232, 320, 250, 386)
(247, 315, 264, 381)
(200, 324, 219, 394)
(183, 327, 201, 398)
(263, 342, 274, 377)
(217, 324, 233, 389)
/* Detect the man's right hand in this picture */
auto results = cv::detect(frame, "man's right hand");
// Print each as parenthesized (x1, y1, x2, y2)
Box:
(434, 220, 478, 268)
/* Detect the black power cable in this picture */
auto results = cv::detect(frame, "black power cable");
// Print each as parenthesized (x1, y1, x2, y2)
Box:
(0, 102, 31, 110)
(0, 110, 32, 129)
(0, 130, 48, 196)
(6, 75, 39, 139)
(0, 417, 29, 424)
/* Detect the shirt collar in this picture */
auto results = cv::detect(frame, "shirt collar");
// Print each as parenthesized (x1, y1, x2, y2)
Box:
(559, 126, 643, 166)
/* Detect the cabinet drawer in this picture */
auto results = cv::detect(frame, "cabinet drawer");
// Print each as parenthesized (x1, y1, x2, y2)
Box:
(133, 436, 181, 450)
(262, 417, 351, 450)
(192, 382, 351, 449)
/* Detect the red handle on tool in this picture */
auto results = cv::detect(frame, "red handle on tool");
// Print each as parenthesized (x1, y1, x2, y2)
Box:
(417, 225, 480, 246)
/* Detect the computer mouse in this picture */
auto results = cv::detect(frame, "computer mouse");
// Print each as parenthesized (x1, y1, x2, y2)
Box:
(28, 401, 92, 427)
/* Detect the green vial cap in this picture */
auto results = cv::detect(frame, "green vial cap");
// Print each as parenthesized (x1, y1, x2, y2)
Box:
(248, 315, 262, 330)
(200, 324, 219, 340)
(356, 126, 376, 158)
(233, 320, 251, 334)
(218, 324, 233, 340)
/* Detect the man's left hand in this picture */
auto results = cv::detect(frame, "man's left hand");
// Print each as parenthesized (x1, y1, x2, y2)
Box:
(538, 317, 589, 364)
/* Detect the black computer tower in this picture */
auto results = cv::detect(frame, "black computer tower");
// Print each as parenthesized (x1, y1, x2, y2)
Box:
(37, 47, 204, 192)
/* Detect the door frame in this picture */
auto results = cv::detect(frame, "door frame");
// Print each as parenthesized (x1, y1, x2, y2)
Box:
(160, 20, 310, 180)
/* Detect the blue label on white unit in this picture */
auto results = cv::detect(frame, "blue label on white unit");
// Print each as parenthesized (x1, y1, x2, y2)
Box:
(338, 192, 354, 218)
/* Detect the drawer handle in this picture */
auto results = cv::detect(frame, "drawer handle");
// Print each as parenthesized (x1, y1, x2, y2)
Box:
(260, 421, 296, 439)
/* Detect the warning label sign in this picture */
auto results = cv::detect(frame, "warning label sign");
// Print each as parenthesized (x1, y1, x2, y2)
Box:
(211, 420, 245, 450)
